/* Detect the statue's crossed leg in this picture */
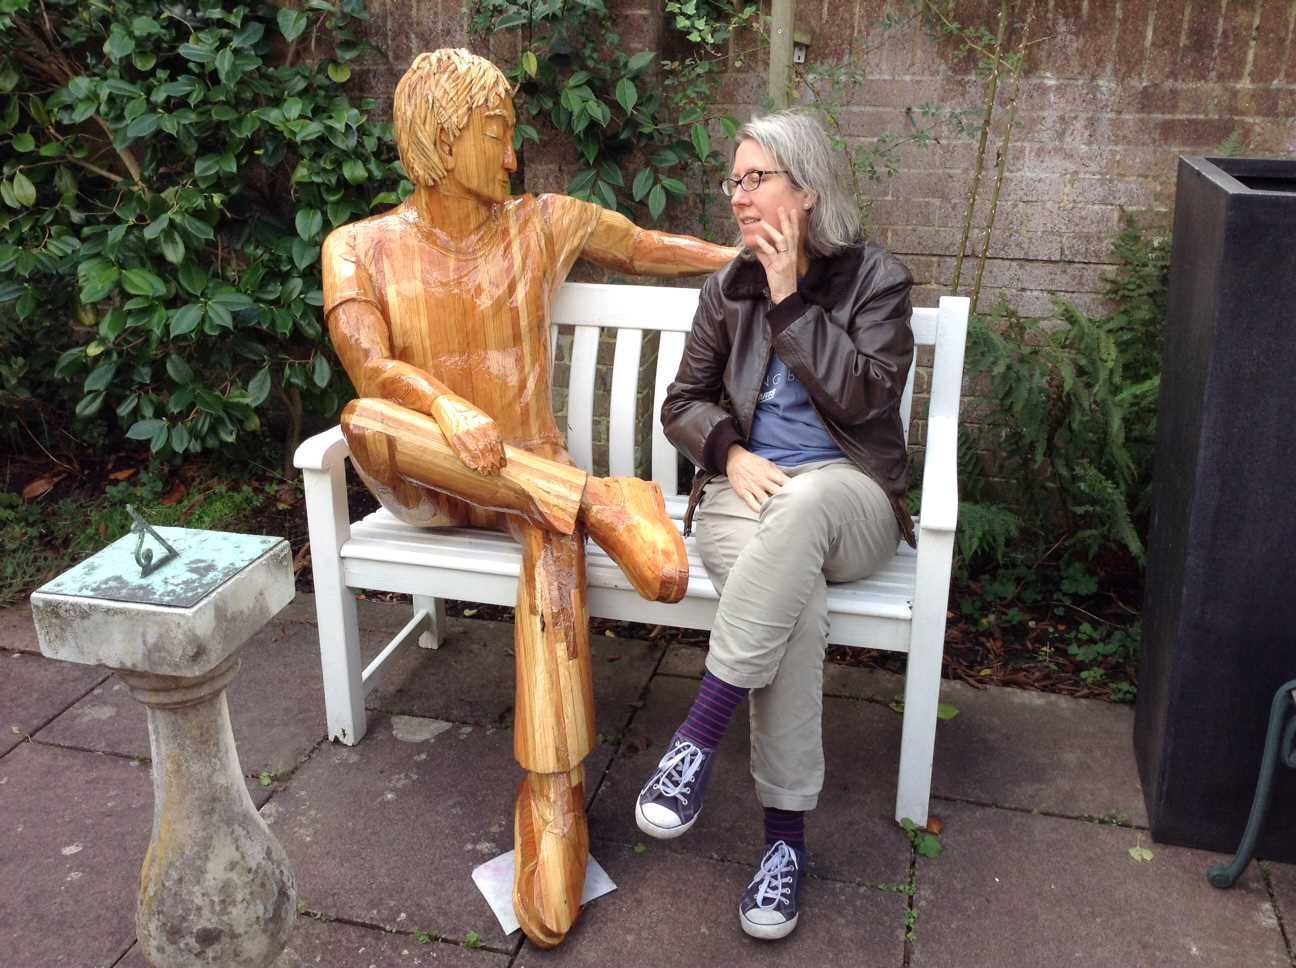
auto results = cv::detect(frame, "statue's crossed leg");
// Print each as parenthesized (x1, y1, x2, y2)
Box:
(340, 397, 689, 945)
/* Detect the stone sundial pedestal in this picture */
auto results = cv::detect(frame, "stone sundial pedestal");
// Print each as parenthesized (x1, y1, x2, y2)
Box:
(30, 516, 297, 968)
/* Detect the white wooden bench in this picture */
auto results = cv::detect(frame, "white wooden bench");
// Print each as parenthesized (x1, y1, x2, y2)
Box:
(294, 282, 969, 826)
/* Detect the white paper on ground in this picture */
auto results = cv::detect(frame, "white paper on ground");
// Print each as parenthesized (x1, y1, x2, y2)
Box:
(471, 850, 617, 935)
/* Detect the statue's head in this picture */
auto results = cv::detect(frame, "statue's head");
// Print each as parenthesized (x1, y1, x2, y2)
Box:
(393, 49, 516, 202)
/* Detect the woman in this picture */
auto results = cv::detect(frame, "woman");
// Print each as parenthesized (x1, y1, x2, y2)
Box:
(636, 110, 916, 940)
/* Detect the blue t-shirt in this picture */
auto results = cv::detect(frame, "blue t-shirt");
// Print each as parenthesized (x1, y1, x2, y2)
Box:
(747, 353, 845, 466)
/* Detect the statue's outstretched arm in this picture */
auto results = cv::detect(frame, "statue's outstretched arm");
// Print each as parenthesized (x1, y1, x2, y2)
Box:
(581, 207, 738, 277)
(327, 300, 506, 476)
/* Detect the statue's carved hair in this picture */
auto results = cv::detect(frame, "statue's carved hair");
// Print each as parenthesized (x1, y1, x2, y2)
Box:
(393, 49, 512, 187)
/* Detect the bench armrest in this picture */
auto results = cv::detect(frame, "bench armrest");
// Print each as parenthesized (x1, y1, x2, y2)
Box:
(917, 417, 959, 534)
(294, 425, 349, 472)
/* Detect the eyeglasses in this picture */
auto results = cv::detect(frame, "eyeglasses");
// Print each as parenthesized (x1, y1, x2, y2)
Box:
(719, 169, 790, 197)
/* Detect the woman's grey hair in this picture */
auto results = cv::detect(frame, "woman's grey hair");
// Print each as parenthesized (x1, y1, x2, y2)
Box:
(734, 110, 862, 257)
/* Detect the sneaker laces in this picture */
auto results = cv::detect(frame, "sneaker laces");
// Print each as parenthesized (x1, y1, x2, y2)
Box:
(645, 740, 706, 802)
(748, 841, 798, 910)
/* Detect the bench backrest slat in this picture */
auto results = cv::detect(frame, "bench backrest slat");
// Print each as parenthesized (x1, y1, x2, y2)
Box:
(548, 283, 965, 493)
(566, 325, 600, 471)
(608, 328, 644, 477)
(652, 330, 688, 493)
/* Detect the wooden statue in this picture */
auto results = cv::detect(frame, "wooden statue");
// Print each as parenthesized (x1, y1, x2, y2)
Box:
(322, 49, 736, 947)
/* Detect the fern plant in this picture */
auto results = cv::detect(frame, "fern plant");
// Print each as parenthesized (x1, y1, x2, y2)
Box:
(965, 222, 1168, 569)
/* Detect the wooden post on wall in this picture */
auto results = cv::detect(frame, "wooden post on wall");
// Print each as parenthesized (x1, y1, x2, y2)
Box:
(768, 0, 794, 108)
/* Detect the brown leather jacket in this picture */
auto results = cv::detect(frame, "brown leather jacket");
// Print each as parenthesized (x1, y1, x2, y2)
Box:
(662, 240, 917, 546)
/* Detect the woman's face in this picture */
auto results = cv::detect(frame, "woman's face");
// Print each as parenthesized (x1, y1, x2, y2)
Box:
(729, 138, 814, 255)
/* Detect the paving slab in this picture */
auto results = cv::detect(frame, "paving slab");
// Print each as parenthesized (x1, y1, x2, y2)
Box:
(910, 799, 1290, 968)
(0, 601, 41, 654)
(587, 675, 912, 886)
(928, 677, 1147, 826)
(0, 649, 107, 756)
(36, 618, 327, 778)
(0, 743, 151, 968)
(516, 841, 907, 968)
(1264, 860, 1296, 950)
(368, 617, 663, 735)
(262, 712, 613, 949)
(116, 916, 511, 967)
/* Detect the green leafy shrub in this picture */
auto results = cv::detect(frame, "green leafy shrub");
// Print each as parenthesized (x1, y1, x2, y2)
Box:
(469, 0, 756, 225)
(0, 0, 407, 463)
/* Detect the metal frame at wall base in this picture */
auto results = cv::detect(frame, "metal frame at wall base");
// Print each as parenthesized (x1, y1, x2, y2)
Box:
(1207, 679, 1296, 889)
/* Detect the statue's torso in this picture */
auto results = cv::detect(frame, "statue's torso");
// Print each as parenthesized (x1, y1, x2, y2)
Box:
(330, 195, 598, 450)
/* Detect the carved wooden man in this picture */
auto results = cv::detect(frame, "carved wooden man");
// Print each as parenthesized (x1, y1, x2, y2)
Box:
(321, 49, 735, 946)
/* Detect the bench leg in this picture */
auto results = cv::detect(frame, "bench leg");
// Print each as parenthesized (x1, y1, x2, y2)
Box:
(413, 595, 446, 650)
(302, 462, 367, 746)
(895, 530, 955, 827)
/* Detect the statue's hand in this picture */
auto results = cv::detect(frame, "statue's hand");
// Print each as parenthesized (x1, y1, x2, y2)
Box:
(431, 395, 506, 476)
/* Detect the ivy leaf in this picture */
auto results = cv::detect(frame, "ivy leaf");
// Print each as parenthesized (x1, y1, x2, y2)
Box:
(126, 418, 165, 441)
(166, 353, 194, 385)
(247, 367, 272, 407)
(142, 213, 170, 240)
(278, 8, 308, 42)
(12, 132, 34, 152)
(178, 43, 216, 64)
(75, 391, 106, 418)
(84, 362, 117, 393)
(160, 230, 186, 266)
(105, 25, 135, 62)
(121, 268, 165, 297)
(205, 301, 234, 330)
(719, 114, 740, 138)
(627, 50, 656, 73)
(170, 303, 204, 337)
(342, 159, 367, 184)
(215, 48, 237, 86)
(11, 171, 36, 207)
(327, 62, 351, 83)
(647, 184, 666, 220)
(295, 208, 324, 241)
(659, 176, 687, 197)
(595, 180, 617, 210)
(180, 215, 214, 241)
(496, 11, 529, 29)
(567, 168, 597, 198)
(170, 424, 191, 453)
(1128, 845, 1154, 863)
(615, 78, 637, 115)
(178, 261, 208, 296)
(291, 238, 319, 270)
(598, 161, 624, 187)
(209, 287, 254, 310)
(936, 704, 960, 720)
(311, 354, 331, 387)
(691, 123, 711, 161)
(632, 168, 654, 202)
(521, 51, 538, 78)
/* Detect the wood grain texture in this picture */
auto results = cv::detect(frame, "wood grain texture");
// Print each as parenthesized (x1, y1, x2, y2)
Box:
(322, 49, 735, 947)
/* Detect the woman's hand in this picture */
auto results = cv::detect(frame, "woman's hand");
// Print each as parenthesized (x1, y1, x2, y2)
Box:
(749, 206, 800, 304)
(725, 443, 788, 513)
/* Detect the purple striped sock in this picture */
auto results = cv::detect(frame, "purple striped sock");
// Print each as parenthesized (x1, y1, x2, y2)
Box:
(764, 807, 806, 850)
(676, 671, 749, 750)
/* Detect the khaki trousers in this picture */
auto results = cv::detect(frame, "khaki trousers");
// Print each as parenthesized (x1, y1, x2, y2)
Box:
(694, 460, 900, 810)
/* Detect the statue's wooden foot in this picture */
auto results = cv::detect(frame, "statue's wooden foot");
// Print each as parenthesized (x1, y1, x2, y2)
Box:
(582, 477, 690, 603)
(513, 766, 589, 948)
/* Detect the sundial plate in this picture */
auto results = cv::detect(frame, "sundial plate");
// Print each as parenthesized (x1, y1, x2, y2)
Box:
(37, 528, 284, 609)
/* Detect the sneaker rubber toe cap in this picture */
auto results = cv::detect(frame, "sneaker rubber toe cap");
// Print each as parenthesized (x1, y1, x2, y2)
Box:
(635, 801, 693, 838)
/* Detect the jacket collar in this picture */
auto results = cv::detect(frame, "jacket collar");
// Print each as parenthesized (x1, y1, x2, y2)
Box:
(720, 241, 867, 306)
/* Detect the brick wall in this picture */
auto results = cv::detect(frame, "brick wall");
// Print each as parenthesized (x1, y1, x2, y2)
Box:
(343, 0, 1296, 482)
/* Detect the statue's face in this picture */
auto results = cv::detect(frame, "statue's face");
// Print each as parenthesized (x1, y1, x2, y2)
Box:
(445, 98, 517, 205)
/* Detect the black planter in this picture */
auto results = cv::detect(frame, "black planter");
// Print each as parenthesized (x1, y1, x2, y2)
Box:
(1135, 156, 1296, 862)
